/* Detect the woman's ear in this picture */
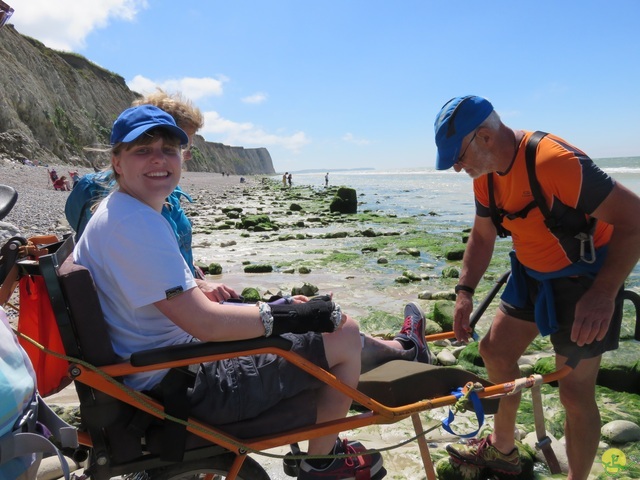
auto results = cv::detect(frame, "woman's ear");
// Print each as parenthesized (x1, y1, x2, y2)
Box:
(111, 154, 122, 175)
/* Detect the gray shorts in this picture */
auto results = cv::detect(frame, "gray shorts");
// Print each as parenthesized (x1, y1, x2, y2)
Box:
(188, 332, 328, 429)
(499, 275, 623, 360)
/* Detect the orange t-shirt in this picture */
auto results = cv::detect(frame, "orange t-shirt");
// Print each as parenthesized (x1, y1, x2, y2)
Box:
(474, 131, 615, 272)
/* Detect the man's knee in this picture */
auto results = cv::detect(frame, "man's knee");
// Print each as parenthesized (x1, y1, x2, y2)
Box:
(478, 336, 523, 370)
(559, 377, 597, 412)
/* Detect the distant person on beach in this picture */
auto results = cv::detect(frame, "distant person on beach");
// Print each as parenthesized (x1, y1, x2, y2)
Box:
(283, 172, 288, 187)
(288, 172, 292, 187)
(52, 175, 70, 191)
(69, 170, 80, 188)
(325, 172, 329, 187)
(72, 104, 407, 479)
(434, 95, 640, 479)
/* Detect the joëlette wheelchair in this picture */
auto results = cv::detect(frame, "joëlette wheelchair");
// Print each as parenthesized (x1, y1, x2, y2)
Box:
(5, 233, 580, 480)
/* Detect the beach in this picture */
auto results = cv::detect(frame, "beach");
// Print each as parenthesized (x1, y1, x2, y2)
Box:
(2, 158, 640, 479)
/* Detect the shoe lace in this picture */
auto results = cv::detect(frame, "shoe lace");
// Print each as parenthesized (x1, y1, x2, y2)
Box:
(467, 436, 491, 454)
(341, 439, 357, 468)
(399, 315, 416, 336)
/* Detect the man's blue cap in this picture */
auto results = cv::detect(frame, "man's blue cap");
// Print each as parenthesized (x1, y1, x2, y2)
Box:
(434, 95, 493, 170)
(111, 105, 189, 146)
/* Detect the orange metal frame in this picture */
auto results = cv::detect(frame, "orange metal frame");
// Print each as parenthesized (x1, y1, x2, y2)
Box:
(67, 330, 573, 480)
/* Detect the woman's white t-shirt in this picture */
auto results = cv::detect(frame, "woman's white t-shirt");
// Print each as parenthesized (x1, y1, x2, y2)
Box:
(74, 192, 197, 391)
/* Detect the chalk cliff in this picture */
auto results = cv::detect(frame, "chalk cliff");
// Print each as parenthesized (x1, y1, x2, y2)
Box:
(0, 25, 275, 174)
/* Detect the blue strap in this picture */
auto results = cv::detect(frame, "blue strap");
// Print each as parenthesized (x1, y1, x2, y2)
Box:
(441, 388, 485, 438)
(501, 247, 608, 336)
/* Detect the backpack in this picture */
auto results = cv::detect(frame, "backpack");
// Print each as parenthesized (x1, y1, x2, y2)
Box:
(64, 171, 113, 239)
(487, 131, 597, 264)
(0, 235, 71, 398)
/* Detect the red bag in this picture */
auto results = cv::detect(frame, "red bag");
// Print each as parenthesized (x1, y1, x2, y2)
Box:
(18, 275, 71, 397)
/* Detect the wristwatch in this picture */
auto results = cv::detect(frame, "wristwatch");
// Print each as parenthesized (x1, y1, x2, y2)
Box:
(454, 284, 475, 295)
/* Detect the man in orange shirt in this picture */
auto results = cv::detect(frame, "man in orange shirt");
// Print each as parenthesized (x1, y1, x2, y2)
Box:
(433, 95, 640, 479)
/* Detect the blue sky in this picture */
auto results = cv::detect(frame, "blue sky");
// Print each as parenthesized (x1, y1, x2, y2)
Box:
(9, 0, 640, 172)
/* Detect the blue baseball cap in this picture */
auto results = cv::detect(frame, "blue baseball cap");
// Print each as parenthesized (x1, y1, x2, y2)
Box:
(110, 105, 189, 146)
(434, 95, 494, 170)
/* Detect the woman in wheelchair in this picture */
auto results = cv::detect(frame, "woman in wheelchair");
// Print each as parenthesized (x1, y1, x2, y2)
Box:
(73, 105, 427, 479)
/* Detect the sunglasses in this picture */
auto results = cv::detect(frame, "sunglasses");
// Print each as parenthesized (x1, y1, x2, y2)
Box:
(456, 131, 477, 165)
(0, 1, 13, 29)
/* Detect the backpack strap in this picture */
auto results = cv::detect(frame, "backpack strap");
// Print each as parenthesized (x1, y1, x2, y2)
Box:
(525, 131, 598, 263)
(487, 174, 511, 238)
(525, 131, 553, 225)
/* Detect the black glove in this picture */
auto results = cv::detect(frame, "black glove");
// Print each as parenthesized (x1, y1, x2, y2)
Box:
(269, 299, 341, 335)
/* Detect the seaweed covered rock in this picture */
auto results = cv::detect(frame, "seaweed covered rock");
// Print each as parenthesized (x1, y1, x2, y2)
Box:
(243, 264, 273, 273)
(291, 282, 319, 297)
(241, 287, 261, 302)
(329, 187, 357, 214)
(432, 300, 454, 331)
(237, 214, 278, 231)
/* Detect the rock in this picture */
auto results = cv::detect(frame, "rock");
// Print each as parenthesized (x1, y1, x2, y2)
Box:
(523, 431, 569, 474)
(376, 257, 388, 264)
(289, 203, 303, 211)
(243, 264, 273, 273)
(37, 455, 81, 480)
(207, 262, 222, 275)
(601, 419, 640, 443)
(432, 300, 454, 331)
(329, 187, 357, 214)
(402, 270, 422, 282)
(458, 342, 484, 367)
(437, 349, 458, 366)
(220, 240, 236, 248)
(441, 266, 460, 278)
(445, 248, 465, 260)
(425, 319, 443, 335)
(291, 283, 319, 297)
(241, 287, 261, 302)
(418, 290, 434, 300)
(298, 266, 311, 274)
(597, 359, 640, 394)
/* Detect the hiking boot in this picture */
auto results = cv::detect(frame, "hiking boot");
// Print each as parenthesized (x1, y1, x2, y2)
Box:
(394, 302, 432, 364)
(298, 438, 385, 479)
(446, 436, 522, 475)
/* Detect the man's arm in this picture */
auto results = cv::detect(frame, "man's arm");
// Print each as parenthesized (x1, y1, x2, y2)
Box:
(454, 215, 497, 342)
(572, 183, 640, 346)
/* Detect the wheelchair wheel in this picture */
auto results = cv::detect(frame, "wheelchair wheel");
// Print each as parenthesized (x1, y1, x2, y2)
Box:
(146, 453, 270, 480)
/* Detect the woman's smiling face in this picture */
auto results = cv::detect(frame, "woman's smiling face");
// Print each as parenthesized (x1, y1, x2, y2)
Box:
(112, 130, 182, 211)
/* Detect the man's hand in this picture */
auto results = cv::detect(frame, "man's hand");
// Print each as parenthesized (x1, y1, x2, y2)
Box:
(571, 289, 615, 346)
(453, 292, 474, 343)
(195, 279, 239, 302)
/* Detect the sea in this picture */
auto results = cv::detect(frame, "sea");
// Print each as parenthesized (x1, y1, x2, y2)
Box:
(275, 156, 640, 279)
(279, 156, 640, 224)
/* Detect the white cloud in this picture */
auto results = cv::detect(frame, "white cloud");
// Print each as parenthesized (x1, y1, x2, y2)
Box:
(127, 75, 225, 100)
(11, 0, 148, 51)
(342, 132, 371, 146)
(242, 92, 268, 105)
(202, 111, 309, 152)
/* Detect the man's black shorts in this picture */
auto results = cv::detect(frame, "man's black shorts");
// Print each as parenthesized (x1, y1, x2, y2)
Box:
(500, 275, 623, 360)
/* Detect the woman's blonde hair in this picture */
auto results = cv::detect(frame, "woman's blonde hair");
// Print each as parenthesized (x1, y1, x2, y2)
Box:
(132, 89, 204, 132)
